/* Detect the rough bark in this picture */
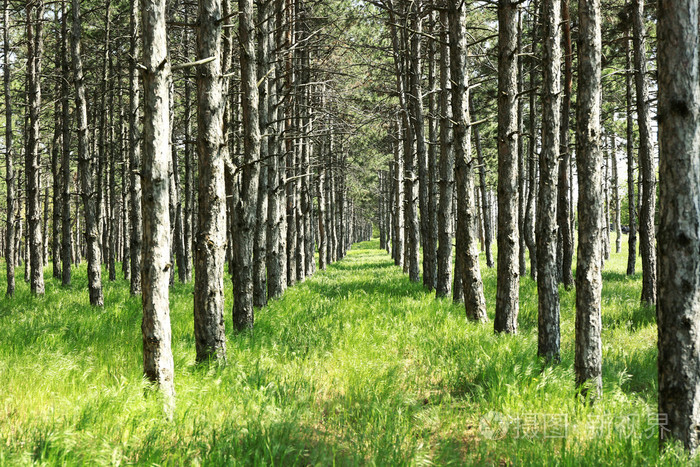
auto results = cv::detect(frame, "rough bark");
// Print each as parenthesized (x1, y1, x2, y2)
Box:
(253, 0, 270, 307)
(193, 0, 227, 362)
(537, 0, 561, 362)
(141, 0, 175, 397)
(524, 0, 539, 281)
(495, 0, 520, 333)
(611, 135, 621, 254)
(26, 0, 45, 295)
(557, 0, 574, 288)
(631, 0, 656, 305)
(425, 10, 438, 290)
(625, 34, 637, 276)
(233, 0, 261, 331)
(471, 98, 494, 268)
(4, 0, 14, 297)
(436, 9, 453, 297)
(574, 0, 603, 400)
(657, 0, 700, 452)
(449, 0, 487, 322)
(129, 0, 142, 296)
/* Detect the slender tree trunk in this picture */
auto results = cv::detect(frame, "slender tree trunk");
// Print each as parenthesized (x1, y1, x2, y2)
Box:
(193, 0, 227, 362)
(51, 56, 62, 280)
(449, 0, 487, 322)
(436, 10, 453, 297)
(537, 0, 561, 362)
(233, 0, 261, 331)
(657, 0, 700, 452)
(517, 9, 527, 277)
(266, 0, 284, 299)
(393, 121, 405, 269)
(524, 0, 539, 281)
(141, 0, 175, 396)
(253, 0, 270, 307)
(471, 98, 494, 268)
(625, 33, 637, 276)
(26, 0, 45, 295)
(129, 0, 142, 295)
(4, 0, 14, 297)
(183, 40, 193, 284)
(631, 0, 656, 305)
(425, 11, 438, 290)
(557, 0, 574, 288)
(574, 0, 603, 401)
(611, 135, 621, 253)
(495, 0, 520, 333)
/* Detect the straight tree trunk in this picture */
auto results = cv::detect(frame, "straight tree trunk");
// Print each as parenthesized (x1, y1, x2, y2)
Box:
(611, 135, 621, 253)
(193, 0, 227, 362)
(4, 0, 14, 297)
(625, 34, 637, 276)
(129, 0, 142, 295)
(436, 10, 453, 297)
(524, 1, 539, 281)
(141, 0, 175, 396)
(656, 0, 700, 452)
(537, 0, 561, 362)
(393, 121, 404, 268)
(557, 0, 574, 288)
(233, 0, 261, 331)
(253, 0, 271, 307)
(51, 58, 62, 280)
(425, 10, 439, 290)
(574, 0, 603, 400)
(495, 0, 520, 333)
(631, 0, 656, 305)
(449, 0, 487, 322)
(26, 0, 45, 295)
(471, 98, 494, 268)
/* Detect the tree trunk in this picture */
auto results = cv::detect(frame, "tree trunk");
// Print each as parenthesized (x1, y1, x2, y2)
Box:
(393, 121, 404, 269)
(631, 0, 656, 306)
(471, 98, 494, 268)
(4, 0, 14, 297)
(495, 0, 520, 333)
(51, 57, 62, 280)
(436, 9, 453, 297)
(129, 0, 142, 296)
(425, 10, 438, 290)
(524, 0, 539, 282)
(536, 0, 561, 362)
(574, 0, 603, 400)
(557, 0, 574, 288)
(625, 33, 637, 276)
(192, 0, 228, 362)
(611, 135, 621, 253)
(657, 0, 700, 452)
(26, 0, 45, 295)
(253, 0, 270, 307)
(449, 0, 487, 322)
(141, 0, 175, 397)
(233, 0, 261, 331)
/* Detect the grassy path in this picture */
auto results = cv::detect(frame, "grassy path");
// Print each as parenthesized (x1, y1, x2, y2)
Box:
(0, 240, 683, 465)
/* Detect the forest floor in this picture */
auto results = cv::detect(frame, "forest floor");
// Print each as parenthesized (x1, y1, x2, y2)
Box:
(0, 239, 689, 465)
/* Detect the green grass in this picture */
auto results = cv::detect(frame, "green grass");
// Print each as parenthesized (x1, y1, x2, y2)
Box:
(0, 238, 689, 465)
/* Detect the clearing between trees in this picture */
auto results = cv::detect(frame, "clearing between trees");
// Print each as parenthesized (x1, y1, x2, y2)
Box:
(0, 238, 677, 465)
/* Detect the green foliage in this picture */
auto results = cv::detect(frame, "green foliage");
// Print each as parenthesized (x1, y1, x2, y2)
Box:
(0, 238, 684, 465)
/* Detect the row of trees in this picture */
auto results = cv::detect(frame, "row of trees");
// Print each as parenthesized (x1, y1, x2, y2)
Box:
(3, 0, 374, 396)
(374, 0, 699, 454)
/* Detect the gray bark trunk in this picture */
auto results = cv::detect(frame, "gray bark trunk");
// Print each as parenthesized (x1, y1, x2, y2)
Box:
(141, 0, 174, 396)
(233, 0, 261, 331)
(495, 0, 520, 333)
(471, 98, 494, 268)
(393, 121, 404, 268)
(4, 0, 14, 297)
(524, 1, 538, 281)
(611, 135, 621, 254)
(193, 0, 228, 362)
(449, 0, 487, 322)
(632, 0, 656, 305)
(625, 34, 637, 276)
(129, 0, 142, 296)
(574, 0, 603, 400)
(26, 0, 45, 295)
(537, 0, 561, 362)
(656, 0, 700, 451)
(557, 0, 574, 288)
(436, 10, 453, 297)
